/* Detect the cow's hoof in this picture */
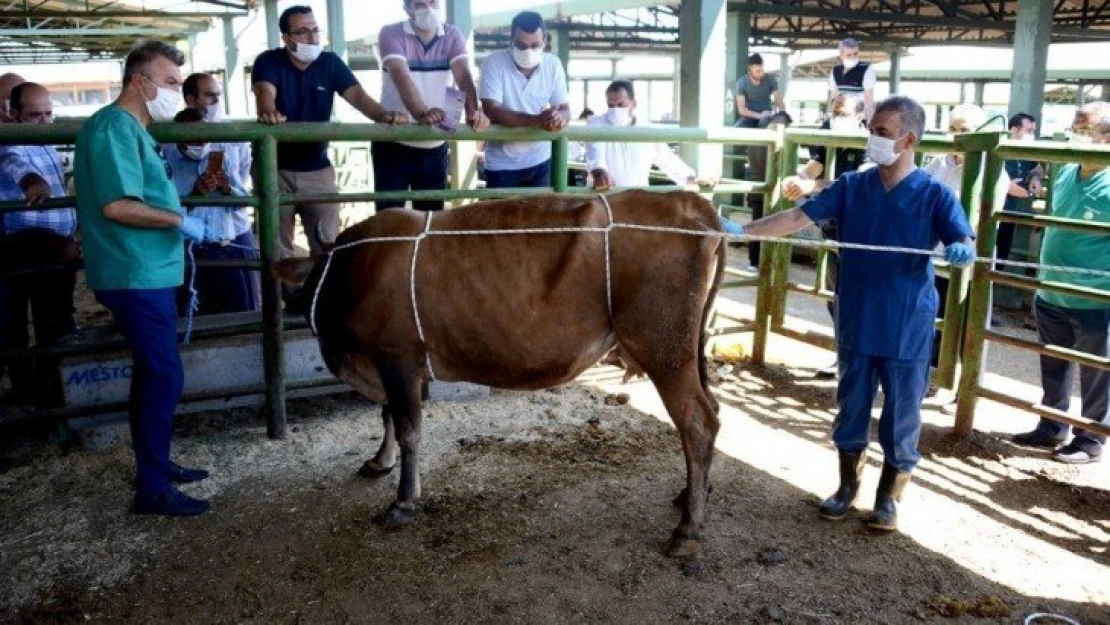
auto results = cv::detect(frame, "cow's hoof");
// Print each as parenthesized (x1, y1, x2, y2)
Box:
(664, 530, 701, 558)
(357, 460, 394, 479)
(374, 502, 416, 527)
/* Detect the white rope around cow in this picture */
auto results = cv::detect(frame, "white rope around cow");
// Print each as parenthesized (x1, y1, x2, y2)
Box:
(306, 205, 1110, 361)
(411, 211, 435, 379)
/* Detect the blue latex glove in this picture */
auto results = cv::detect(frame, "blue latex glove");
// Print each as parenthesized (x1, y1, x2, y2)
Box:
(944, 242, 975, 268)
(721, 218, 744, 236)
(179, 215, 207, 243)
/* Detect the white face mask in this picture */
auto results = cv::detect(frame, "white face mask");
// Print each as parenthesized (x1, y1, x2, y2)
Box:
(841, 58, 859, 70)
(605, 107, 632, 127)
(203, 104, 223, 122)
(182, 144, 211, 161)
(412, 7, 441, 32)
(866, 133, 905, 166)
(291, 41, 323, 64)
(141, 76, 182, 122)
(830, 116, 861, 133)
(511, 46, 543, 70)
(1019, 132, 1035, 142)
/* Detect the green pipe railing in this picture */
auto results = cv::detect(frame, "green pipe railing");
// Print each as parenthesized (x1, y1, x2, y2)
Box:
(3, 120, 1108, 442)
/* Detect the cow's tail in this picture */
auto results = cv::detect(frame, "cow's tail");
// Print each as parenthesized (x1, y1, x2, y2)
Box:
(697, 228, 728, 409)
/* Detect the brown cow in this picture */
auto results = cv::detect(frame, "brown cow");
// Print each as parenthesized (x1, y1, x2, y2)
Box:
(277, 190, 727, 557)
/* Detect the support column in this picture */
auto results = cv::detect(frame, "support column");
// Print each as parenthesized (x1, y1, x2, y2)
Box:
(325, 0, 347, 62)
(974, 80, 986, 106)
(961, 81, 969, 103)
(1101, 81, 1110, 102)
(672, 57, 682, 120)
(725, 10, 751, 123)
(678, 0, 727, 176)
(778, 53, 791, 105)
(186, 34, 199, 74)
(448, 0, 477, 201)
(1077, 81, 1087, 106)
(888, 46, 902, 94)
(549, 25, 571, 83)
(1008, 0, 1052, 128)
(223, 17, 247, 117)
(264, 0, 280, 49)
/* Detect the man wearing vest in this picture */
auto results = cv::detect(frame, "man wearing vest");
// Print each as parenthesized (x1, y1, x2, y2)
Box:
(828, 38, 878, 121)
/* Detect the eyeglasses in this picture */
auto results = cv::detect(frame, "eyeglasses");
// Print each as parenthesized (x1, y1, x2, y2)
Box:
(287, 27, 321, 40)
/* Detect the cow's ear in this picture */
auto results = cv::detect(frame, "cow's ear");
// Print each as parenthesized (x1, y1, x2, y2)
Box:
(272, 257, 317, 286)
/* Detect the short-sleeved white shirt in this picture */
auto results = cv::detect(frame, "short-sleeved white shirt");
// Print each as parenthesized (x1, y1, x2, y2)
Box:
(479, 49, 569, 172)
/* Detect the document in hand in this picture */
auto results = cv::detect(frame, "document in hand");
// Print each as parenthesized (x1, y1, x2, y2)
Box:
(438, 87, 465, 133)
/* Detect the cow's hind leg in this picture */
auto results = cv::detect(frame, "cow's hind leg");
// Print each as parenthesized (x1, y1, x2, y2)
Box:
(357, 405, 397, 479)
(626, 354, 720, 557)
(373, 360, 425, 528)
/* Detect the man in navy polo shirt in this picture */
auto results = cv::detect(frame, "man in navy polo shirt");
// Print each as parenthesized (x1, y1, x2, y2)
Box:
(252, 5, 404, 259)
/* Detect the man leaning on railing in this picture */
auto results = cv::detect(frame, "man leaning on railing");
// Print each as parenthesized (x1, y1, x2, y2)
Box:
(0, 82, 78, 409)
(1011, 101, 1110, 465)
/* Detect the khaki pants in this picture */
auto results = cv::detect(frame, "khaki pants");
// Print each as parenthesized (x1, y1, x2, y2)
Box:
(277, 165, 341, 259)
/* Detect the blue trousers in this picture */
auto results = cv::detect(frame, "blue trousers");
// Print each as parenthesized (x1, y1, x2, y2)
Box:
(95, 288, 184, 495)
(182, 231, 261, 316)
(1033, 298, 1110, 446)
(484, 159, 552, 189)
(371, 141, 449, 212)
(834, 348, 930, 471)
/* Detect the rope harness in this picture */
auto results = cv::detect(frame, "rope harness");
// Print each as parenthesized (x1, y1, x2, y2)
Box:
(290, 202, 1110, 382)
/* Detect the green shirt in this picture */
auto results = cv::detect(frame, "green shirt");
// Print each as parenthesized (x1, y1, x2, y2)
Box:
(1037, 164, 1110, 309)
(74, 105, 184, 291)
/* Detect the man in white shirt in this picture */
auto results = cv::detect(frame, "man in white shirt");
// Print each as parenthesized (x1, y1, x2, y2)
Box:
(586, 80, 714, 191)
(479, 11, 570, 188)
(828, 38, 878, 121)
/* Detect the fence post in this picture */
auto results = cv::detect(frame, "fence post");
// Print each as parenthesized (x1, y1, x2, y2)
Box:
(954, 136, 1005, 435)
(552, 137, 569, 192)
(771, 137, 800, 330)
(752, 130, 784, 364)
(257, 135, 287, 440)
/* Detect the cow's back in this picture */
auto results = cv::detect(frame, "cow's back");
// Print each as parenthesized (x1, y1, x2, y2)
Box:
(319, 191, 722, 388)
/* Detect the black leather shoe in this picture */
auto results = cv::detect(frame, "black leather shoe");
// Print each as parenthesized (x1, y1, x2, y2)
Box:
(815, 361, 838, 380)
(133, 487, 210, 517)
(1052, 440, 1102, 465)
(169, 462, 210, 484)
(1012, 429, 1066, 449)
(863, 463, 912, 532)
(819, 451, 866, 520)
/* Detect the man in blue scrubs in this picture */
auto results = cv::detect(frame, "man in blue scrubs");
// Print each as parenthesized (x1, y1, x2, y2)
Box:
(727, 96, 976, 531)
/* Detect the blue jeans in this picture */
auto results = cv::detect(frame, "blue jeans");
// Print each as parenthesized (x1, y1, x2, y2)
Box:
(371, 141, 449, 211)
(484, 159, 552, 189)
(95, 288, 184, 495)
(1033, 297, 1110, 446)
(833, 348, 930, 471)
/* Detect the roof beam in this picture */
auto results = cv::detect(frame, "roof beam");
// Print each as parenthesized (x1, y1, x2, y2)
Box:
(731, 0, 1110, 39)
(0, 10, 241, 19)
(0, 28, 205, 36)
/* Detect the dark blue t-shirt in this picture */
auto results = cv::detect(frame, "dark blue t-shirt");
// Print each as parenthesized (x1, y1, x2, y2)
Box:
(800, 168, 973, 361)
(251, 48, 359, 172)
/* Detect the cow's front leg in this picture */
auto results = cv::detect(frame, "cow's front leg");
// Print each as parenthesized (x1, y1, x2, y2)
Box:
(374, 360, 425, 528)
(358, 404, 397, 478)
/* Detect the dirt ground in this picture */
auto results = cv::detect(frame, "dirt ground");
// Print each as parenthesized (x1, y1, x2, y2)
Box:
(2, 341, 1108, 624)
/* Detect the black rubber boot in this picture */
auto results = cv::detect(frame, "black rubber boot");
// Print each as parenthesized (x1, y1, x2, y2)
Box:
(863, 462, 912, 531)
(818, 451, 867, 520)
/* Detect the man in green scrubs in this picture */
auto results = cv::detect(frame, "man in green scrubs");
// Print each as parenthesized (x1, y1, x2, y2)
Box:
(74, 40, 212, 516)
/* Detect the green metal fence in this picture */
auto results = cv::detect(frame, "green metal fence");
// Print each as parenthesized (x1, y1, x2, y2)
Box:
(0, 122, 775, 438)
(1, 121, 1107, 442)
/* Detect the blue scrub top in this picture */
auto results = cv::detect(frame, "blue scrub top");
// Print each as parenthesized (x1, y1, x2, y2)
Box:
(801, 167, 973, 361)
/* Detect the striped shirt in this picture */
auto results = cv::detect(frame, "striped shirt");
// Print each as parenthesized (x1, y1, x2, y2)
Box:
(0, 144, 76, 237)
(378, 19, 468, 149)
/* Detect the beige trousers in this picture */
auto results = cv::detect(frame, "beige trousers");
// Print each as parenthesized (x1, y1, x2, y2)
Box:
(277, 165, 341, 259)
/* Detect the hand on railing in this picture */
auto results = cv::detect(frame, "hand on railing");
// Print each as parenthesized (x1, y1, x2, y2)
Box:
(590, 169, 614, 191)
(539, 108, 568, 132)
(377, 110, 409, 125)
(257, 109, 287, 125)
(691, 174, 718, 188)
(415, 108, 446, 125)
(20, 174, 51, 206)
(781, 175, 817, 201)
(468, 110, 490, 132)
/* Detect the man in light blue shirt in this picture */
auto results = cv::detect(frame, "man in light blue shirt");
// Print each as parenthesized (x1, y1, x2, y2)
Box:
(479, 10, 570, 188)
(0, 82, 78, 407)
(164, 107, 260, 315)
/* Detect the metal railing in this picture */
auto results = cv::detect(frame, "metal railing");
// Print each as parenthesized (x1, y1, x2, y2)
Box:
(2, 121, 1107, 442)
(0, 121, 776, 438)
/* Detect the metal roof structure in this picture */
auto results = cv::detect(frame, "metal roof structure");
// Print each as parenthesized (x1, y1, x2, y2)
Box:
(473, 1, 1110, 55)
(0, 0, 249, 65)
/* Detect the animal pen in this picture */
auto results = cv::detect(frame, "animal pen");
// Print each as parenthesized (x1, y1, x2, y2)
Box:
(0, 122, 1107, 446)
